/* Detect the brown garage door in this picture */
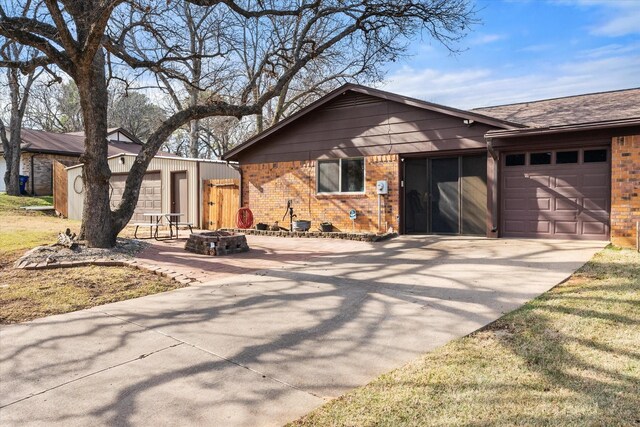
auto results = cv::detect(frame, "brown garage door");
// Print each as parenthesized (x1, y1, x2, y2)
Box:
(502, 148, 609, 240)
(110, 172, 161, 223)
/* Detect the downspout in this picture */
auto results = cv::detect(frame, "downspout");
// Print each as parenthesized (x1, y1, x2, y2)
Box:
(486, 137, 499, 234)
(226, 160, 242, 209)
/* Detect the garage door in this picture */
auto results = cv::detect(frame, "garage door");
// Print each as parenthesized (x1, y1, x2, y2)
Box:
(110, 172, 161, 223)
(502, 148, 609, 240)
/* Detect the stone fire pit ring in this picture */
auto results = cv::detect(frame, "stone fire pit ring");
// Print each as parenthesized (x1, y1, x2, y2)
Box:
(185, 231, 249, 256)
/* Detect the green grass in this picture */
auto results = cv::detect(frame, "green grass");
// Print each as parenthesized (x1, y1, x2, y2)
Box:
(0, 193, 53, 210)
(0, 193, 77, 266)
(292, 246, 640, 427)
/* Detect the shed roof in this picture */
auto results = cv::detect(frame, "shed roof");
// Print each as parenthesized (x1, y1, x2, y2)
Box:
(222, 83, 524, 161)
(473, 87, 640, 128)
(65, 152, 231, 170)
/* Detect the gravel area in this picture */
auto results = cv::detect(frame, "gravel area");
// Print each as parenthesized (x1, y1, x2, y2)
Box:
(14, 238, 148, 268)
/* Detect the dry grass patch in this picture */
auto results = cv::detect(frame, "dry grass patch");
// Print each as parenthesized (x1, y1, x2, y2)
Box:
(0, 194, 185, 323)
(292, 246, 640, 427)
(0, 266, 183, 323)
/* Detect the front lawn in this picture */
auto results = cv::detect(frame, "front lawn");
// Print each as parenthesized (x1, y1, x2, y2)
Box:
(0, 194, 74, 267)
(292, 246, 640, 426)
(0, 193, 185, 323)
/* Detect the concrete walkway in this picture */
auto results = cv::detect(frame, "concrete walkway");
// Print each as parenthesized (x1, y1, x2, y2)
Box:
(0, 236, 604, 426)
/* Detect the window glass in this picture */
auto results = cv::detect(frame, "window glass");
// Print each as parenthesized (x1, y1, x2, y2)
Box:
(317, 160, 340, 193)
(584, 149, 607, 163)
(556, 151, 578, 164)
(341, 159, 365, 192)
(505, 154, 525, 167)
(530, 152, 552, 165)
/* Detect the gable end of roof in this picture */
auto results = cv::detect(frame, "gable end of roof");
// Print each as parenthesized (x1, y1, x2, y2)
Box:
(222, 84, 525, 161)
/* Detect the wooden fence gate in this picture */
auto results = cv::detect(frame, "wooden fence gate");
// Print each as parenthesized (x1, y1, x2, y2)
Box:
(202, 179, 240, 230)
(53, 160, 69, 217)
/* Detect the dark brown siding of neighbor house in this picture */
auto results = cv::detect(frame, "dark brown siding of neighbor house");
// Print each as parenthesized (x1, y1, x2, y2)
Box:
(236, 92, 499, 164)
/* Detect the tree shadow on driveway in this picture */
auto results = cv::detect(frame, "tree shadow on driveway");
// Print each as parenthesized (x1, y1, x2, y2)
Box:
(0, 236, 606, 426)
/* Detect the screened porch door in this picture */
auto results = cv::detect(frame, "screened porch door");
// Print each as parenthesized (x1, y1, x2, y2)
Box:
(403, 155, 487, 235)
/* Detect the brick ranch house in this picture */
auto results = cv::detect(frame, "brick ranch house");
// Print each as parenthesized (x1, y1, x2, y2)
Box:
(0, 127, 148, 195)
(223, 84, 640, 248)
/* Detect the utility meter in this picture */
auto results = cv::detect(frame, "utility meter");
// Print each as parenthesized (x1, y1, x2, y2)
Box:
(376, 180, 388, 195)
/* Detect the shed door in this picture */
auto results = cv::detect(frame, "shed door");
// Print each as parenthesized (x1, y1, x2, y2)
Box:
(502, 148, 609, 240)
(171, 171, 188, 216)
(110, 172, 161, 223)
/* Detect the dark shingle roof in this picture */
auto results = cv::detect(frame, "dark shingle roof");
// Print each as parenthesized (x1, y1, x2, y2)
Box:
(19, 129, 145, 156)
(473, 88, 640, 128)
(15, 129, 178, 157)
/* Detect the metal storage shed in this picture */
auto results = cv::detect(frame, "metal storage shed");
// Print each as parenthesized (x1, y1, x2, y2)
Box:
(64, 153, 240, 229)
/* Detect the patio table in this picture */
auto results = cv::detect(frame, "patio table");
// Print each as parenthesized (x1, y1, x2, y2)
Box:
(140, 212, 184, 240)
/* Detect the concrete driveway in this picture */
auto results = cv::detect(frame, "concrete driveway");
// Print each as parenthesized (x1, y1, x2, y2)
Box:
(0, 236, 604, 426)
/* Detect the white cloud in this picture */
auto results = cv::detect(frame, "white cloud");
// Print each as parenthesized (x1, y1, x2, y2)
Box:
(470, 33, 506, 45)
(561, 0, 640, 36)
(381, 54, 640, 109)
(519, 43, 554, 53)
(577, 41, 640, 59)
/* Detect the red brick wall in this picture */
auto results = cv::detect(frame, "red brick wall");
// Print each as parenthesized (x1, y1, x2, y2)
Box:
(611, 135, 640, 248)
(241, 155, 400, 233)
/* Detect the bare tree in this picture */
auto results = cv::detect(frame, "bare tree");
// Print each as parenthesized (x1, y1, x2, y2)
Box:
(0, 0, 475, 247)
(26, 81, 165, 141)
(25, 80, 84, 132)
(0, 41, 44, 195)
(107, 88, 166, 141)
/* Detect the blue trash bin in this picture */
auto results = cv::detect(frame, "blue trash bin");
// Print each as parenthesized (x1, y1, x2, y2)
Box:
(19, 175, 29, 195)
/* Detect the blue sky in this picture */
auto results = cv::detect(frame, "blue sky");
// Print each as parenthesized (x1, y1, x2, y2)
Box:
(381, 0, 640, 109)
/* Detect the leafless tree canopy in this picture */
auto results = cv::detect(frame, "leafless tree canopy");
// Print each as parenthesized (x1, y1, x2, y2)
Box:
(0, 0, 475, 247)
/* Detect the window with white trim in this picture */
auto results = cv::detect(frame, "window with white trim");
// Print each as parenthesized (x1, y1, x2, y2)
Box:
(317, 158, 365, 193)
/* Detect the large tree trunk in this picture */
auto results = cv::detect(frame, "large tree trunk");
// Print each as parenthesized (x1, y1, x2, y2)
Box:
(76, 50, 115, 248)
(4, 134, 21, 195)
(188, 118, 200, 158)
(3, 67, 24, 196)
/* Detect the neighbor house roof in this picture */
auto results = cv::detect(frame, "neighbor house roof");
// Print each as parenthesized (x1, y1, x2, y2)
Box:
(13, 128, 178, 158)
(473, 88, 640, 128)
(222, 83, 525, 161)
(65, 127, 142, 144)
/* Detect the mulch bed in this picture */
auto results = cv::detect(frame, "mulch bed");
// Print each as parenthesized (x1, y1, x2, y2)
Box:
(221, 228, 398, 242)
(13, 238, 147, 270)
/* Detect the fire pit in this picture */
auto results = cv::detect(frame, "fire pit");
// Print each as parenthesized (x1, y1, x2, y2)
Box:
(185, 231, 249, 256)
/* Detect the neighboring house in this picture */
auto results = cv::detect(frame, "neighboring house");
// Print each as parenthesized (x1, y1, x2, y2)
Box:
(64, 154, 240, 229)
(0, 127, 155, 195)
(223, 84, 640, 247)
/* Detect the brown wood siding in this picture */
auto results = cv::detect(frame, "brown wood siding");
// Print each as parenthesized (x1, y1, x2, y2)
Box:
(237, 92, 497, 164)
(202, 179, 240, 230)
(52, 161, 68, 217)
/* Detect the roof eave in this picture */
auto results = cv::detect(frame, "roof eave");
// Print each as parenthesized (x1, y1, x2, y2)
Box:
(485, 117, 640, 139)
